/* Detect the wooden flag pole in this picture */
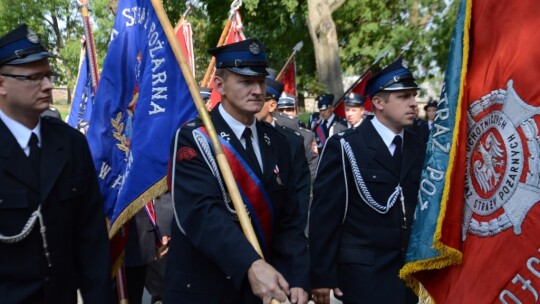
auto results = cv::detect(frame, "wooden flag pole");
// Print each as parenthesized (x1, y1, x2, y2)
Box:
(200, 0, 242, 87)
(78, 0, 100, 93)
(276, 41, 303, 82)
(334, 40, 412, 106)
(173, 3, 192, 30)
(151, 1, 280, 303)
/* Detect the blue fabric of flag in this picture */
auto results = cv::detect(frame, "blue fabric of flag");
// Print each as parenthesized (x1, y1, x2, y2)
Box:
(400, 0, 468, 291)
(86, 0, 197, 235)
(67, 50, 93, 129)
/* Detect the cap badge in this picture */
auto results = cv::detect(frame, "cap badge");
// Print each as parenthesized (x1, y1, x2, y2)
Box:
(26, 29, 39, 44)
(248, 42, 260, 55)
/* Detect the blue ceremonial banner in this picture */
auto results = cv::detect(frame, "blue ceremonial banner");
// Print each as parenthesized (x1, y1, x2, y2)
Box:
(86, 0, 197, 236)
(67, 48, 94, 132)
(399, 0, 469, 299)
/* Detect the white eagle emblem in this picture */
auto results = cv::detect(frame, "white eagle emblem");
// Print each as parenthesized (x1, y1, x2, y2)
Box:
(473, 132, 504, 192)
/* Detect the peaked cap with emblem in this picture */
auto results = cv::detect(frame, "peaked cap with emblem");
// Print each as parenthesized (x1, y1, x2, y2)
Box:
(344, 92, 366, 107)
(424, 99, 438, 110)
(365, 57, 419, 98)
(277, 94, 296, 109)
(0, 24, 52, 66)
(265, 77, 284, 100)
(317, 93, 334, 110)
(200, 87, 212, 101)
(208, 38, 268, 77)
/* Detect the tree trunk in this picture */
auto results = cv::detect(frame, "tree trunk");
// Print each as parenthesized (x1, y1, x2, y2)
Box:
(307, 0, 346, 101)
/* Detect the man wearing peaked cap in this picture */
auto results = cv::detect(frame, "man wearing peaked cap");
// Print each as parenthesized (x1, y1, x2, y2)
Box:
(309, 57, 425, 304)
(274, 93, 318, 184)
(210, 38, 269, 77)
(312, 93, 345, 149)
(200, 86, 213, 110)
(277, 95, 295, 113)
(424, 98, 437, 130)
(332, 92, 367, 135)
(166, 38, 309, 304)
(265, 77, 284, 101)
(256, 76, 311, 232)
(365, 57, 419, 98)
(0, 24, 112, 303)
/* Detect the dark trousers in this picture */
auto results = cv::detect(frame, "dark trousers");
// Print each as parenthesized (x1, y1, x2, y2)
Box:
(114, 257, 166, 304)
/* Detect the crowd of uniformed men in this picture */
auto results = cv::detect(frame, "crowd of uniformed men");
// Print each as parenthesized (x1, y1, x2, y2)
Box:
(0, 24, 434, 304)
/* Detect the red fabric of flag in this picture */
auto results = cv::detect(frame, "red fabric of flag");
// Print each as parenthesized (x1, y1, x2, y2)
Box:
(417, 1, 540, 303)
(207, 10, 246, 110)
(280, 59, 297, 97)
(174, 19, 195, 76)
(334, 72, 372, 118)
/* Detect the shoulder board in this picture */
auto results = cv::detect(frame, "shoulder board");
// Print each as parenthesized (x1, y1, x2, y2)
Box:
(181, 117, 203, 130)
(337, 127, 359, 139)
(41, 115, 66, 125)
(278, 125, 302, 137)
(259, 120, 287, 140)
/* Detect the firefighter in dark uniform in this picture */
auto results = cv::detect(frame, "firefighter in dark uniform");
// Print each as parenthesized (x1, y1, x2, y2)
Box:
(331, 92, 366, 135)
(0, 24, 112, 303)
(309, 58, 426, 304)
(275, 97, 318, 184)
(165, 38, 309, 304)
(312, 93, 345, 149)
(200, 86, 213, 111)
(256, 76, 311, 228)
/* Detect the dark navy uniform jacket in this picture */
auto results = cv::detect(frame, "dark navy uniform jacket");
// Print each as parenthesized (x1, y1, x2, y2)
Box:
(165, 108, 309, 303)
(274, 124, 311, 228)
(0, 117, 112, 304)
(309, 118, 425, 304)
(313, 115, 346, 149)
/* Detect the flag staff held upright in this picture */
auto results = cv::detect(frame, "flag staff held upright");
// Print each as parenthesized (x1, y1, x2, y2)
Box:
(150, 1, 281, 303)
(333, 49, 388, 108)
(276, 41, 303, 82)
(78, 0, 99, 93)
(200, 0, 242, 87)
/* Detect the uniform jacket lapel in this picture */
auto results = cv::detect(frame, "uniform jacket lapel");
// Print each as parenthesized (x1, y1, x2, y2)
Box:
(401, 130, 422, 179)
(39, 119, 68, 204)
(0, 119, 40, 192)
(211, 109, 261, 176)
(211, 108, 245, 156)
(256, 122, 276, 184)
(362, 120, 400, 177)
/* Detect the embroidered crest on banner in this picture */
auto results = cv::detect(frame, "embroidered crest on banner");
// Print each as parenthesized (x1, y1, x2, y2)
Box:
(463, 80, 540, 239)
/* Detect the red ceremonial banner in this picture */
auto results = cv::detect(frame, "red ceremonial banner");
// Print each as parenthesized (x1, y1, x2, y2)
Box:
(207, 10, 246, 110)
(334, 72, 372, 118)
(280, 59, 297, 97)
(413, 1, 540, 302)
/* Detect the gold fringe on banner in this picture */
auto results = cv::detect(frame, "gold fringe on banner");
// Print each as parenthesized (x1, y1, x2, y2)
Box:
(108, 177, 168, 239)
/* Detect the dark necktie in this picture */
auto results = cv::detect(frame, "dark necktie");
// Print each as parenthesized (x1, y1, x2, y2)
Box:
(322, 119, 329, 135)
(392, 135, 403, 170)
(242, 127, 262, 177)
(28, 132, 41, 175)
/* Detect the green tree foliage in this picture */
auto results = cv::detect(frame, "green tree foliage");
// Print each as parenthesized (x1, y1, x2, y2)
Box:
(335, 0, 459, 83)
(0, 0, 459, 99)
(0, 0, 114, 91)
